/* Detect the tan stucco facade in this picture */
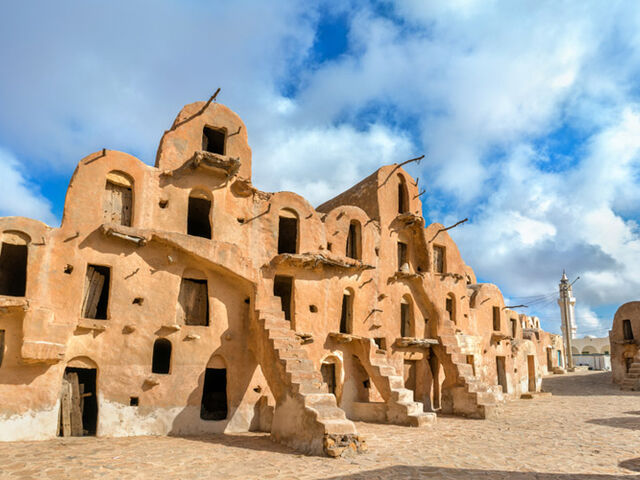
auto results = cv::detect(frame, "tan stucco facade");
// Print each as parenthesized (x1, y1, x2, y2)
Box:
(0, 100, 563, 456)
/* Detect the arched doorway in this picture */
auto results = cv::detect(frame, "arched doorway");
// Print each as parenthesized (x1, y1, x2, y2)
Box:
(59, 356, 98, 437)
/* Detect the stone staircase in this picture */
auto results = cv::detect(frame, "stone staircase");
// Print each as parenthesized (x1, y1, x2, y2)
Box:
(249, 293, 364, 457)
(352, 337, 436, 427)
(621, 354, 640, 391)
(436, 320, 502, 419)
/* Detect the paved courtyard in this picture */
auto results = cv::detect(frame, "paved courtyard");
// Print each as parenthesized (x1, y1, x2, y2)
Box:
(0, 371, 639, 479)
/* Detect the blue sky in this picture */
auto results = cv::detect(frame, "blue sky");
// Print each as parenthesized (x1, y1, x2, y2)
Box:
(2, 0, 640, 337)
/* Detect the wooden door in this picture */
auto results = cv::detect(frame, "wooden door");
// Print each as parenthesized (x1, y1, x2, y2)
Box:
(178, 279, 209, 326)
(527, 355, 536, 392)
(82, 266, 105, 319)
(103, 181, 132, 226)
(59, 372, 83, 437)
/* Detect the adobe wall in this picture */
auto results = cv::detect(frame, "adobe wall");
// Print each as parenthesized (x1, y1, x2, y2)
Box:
(0, 100, 562, 443)
(610, 302, 640, 384)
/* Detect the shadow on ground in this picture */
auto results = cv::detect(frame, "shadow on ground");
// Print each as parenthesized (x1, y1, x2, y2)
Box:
(586, 417, 640, 430)
(542, 371, 634, 396)
(319, 465, 639, 479)
(620, 458, 640, 472)
(170, 432, 298, 455)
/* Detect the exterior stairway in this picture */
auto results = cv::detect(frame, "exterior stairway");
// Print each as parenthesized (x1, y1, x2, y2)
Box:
(436, 319, 502, 419)
(249, 292, 364, 457)
(352, 337, 436, 427)
(621, 354, 640, 391)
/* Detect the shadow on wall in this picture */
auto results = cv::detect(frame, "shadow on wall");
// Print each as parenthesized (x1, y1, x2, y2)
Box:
(319, 466, 639, 479)
(620, 458, 640, 473)
(541, 372, 632, 397)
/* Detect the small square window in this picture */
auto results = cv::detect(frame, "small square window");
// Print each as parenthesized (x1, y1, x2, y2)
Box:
(203, 127, 225, 155)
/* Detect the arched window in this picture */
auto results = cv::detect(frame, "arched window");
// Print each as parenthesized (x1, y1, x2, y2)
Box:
(103, 171, 133, 226)
(401, 296, 414, 337)
(278, 208, 298, 254)
(446, 294, 456, 324)
(152, 338, 172, 374)
(0, 231, 29, 297)
(187, 190, 212, 239)
(339, 289, 354, 334)
(345, 220, 362, 260)
(397, 175, 409, 214)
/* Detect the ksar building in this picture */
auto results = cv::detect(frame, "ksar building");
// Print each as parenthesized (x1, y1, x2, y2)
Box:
(0, 100, 564, 457)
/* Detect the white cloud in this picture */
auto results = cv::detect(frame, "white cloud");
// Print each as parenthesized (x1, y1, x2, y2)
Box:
(0, 149, 57, 226)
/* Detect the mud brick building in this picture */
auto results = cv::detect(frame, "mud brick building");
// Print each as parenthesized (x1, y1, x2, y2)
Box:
(0, 99, 563, 456)
(610, 302, 640, 390)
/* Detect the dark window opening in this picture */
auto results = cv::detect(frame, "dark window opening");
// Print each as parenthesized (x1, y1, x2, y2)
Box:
(177, 278, 209, 326)
(0, 243, 27, 297)
(187, 196, 212, 239)
(201, 368, 228, 420)
(492, 306, 501, 331)
(130, 397, 139, 407)
(401, 302, 412, 337)
(58, 367, 97, 437)
(82, 265, 110, 320)
(274, 276, 293, 321)
(103, 181, 132, 227)
(374, 337, 387, 350)
(446, 297, 454, 323)
(0, 330, 4, 368)
(346, 221, 361, 260)
(623, 319, 634, 340)
(397, 242, 408, 271)
(152, 338, 172, 374)
(511, 318, 517, 337)
(433, 245, 445, 273)
(321, 363, 336, 395)
(278, 216, 298, 254)
(203, 127, 226, 155)
(339, 292, 353, 334)
(398, 176, 409, 214)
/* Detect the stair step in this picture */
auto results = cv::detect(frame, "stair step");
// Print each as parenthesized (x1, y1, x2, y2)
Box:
(290, 370, 323, 382)
(284, 358, 315, 372)
(407, 412, 437, 427)
(293, 380, 327, 394)
(260, 316, 291, 329)
(388, 375, 404, 389)
(390, 389, 414, 403)
(322, 419, 358, 435)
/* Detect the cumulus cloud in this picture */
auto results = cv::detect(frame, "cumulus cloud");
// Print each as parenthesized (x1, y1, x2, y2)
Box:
(2, 0, 640, 337)
(0, 149, 57, 225)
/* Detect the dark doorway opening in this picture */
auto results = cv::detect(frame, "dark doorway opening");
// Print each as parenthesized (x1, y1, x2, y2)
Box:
(339, 291, 353, 334)
(203, 127, 226, 155)
(273, 276, 293, 321)
(278, 216, 298, 254)
(82, 265, 110, 320)
(0, 243, 27, 297)
(492, 306, 501, 331)
(201, 368, 228, 420)
(445, 296, 454, 323)
(623, 319, 634, 340)
(0, 330, 5, 367)
(404, 360, 417, 401)
(496, 356, 507, 393)
(177, 278, 209, 326)
(321, 362, 336, 395)
(398, 175, 409, 214)
(401, 302, 411, 337)
(152, 339, 172, 374)
(397, 242, 407, 271)
(546, 348, 553, 372)
(188, 196, 212, 239)
(511, 318, 517, 337)
(346, 221, 361, 260)
(59, 367, 97, 437)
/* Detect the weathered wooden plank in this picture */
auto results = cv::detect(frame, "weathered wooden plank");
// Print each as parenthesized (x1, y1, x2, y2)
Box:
(67, 372, 83, 436)
(82, 268, 105, 319)
(60, 377, 72, 437)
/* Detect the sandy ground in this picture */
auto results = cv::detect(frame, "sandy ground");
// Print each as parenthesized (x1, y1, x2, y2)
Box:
(0, 370, 639, 479)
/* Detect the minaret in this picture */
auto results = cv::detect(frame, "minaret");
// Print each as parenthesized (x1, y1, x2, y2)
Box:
(558, 271, 576, 370)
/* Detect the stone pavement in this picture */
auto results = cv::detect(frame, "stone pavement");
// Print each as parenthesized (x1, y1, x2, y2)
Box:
(0, 371, 639, 479)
